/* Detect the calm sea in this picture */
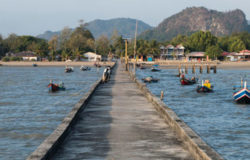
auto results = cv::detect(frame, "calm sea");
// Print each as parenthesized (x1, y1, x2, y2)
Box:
(0, 66, 103, 160)
(136, 67, 250, 160)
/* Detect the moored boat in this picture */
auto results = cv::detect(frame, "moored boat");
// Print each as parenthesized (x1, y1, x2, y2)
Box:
(142, 76, 159, 83)
(94, 63, 101, 68)
(32, 63, 38, 67)
(233, 81, 250, 104)
(65, 66, 74, 73)
(48, 81, 65, 92)
(151, 67, 160, 72)
(80, 66, 90, 71)
(180, 74, 197, 85)
(197, 80, 213, 93)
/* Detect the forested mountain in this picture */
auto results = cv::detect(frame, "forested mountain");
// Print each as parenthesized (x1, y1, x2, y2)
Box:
(37, 18, 152, 40)
(139, 7, 250, 41)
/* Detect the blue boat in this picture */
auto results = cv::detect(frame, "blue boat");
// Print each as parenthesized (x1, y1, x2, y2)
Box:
(233, 81, 250, 104)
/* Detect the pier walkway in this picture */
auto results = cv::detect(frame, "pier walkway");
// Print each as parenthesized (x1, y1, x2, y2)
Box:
(52, 63, 193, 160)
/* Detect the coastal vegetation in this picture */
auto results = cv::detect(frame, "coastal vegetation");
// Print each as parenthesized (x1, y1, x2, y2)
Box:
(1, 23, 250, 61)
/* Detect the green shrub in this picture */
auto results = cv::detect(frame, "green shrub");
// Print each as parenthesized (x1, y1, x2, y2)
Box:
(2, 56, 10, 62)
(10, 57, 22, 61)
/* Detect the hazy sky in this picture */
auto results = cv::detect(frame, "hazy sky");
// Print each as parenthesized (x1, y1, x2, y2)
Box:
(0, 0, 250, 37)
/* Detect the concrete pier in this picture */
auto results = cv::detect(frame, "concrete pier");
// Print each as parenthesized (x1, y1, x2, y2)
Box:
(51, 63, 194, 159)
(28, 62, 223, 160)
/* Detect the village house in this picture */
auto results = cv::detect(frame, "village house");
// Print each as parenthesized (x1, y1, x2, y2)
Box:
(186, 52, 206, 61)
(224, 50, 250, 61)
(83, 52, 102, 62)
(160, 44, 185, 60)
(8, 51, 38, 61)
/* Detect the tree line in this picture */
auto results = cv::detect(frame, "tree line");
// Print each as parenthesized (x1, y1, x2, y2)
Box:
(1, 22, 250, 61)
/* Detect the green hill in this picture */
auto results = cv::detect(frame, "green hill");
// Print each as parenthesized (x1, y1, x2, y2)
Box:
(37, 18, 152, 40)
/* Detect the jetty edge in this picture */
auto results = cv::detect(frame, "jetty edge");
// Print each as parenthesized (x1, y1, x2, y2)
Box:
(127, 68, 223, 160)
(26, 63, 116, 160)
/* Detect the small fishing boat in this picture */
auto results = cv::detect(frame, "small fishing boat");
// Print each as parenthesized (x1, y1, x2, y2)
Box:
(233, 81, 250, 104)
(142, 76, 159, 83)
(94, 63, 101, 68)
(151, 65, 161, 72)
(180, 74, 197, 85)
(80, 66, 90, 71)
(65, 66, 74, 73)
(48, 81, 65, 92)
(197, 80, 213, 93)
(32, 63, 38, 67)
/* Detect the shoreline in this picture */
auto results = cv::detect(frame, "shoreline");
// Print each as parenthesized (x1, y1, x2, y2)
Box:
(0, 61, 250, 69)
(0, 61, 115, 67)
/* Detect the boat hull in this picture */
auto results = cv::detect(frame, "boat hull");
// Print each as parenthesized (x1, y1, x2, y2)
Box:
(180, 78, 196, 85)
(196, 86, 213, 93)
(151, 68, 160, 72)
(233, 88, 250, 104)
(48, 84, 65, 92)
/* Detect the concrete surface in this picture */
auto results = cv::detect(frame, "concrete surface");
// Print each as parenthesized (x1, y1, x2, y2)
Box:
(52, 63, 194, 160)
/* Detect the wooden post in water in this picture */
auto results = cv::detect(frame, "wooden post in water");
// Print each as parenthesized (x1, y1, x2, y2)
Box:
(160, 91, 164, 100)
(192, 64, 195, 74)
(207, 64, 210, 74)
(214, 65, 217, 74)
(185, 65, 188, 74)
(200, 65, 203, 74)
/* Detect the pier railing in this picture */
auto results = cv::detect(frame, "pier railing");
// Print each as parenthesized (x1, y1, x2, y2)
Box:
(27, 63, 116, 160)
(127, 70, 223, 160)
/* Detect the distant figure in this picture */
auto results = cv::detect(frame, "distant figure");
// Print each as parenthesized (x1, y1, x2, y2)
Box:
(102, 67, 111, 83)
(203, 80, 211, 89)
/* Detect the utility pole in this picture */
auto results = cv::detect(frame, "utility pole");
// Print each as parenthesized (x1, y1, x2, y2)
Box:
(125, 39, 128, 71)
(133, 20, 138, 74)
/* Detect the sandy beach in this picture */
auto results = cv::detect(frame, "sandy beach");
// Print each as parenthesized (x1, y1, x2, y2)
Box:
(0, 61, 250, 69)
(0, 61, 115, 67)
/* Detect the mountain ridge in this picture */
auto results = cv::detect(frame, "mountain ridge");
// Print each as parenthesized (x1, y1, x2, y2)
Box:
(37, 18, 152, 40)
(139, 7, 250, 41)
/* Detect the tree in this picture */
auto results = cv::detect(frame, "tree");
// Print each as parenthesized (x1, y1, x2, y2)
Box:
(112, 35, 124, 56)
(95, 35, 110, 56)
(187, 31, 217, 51)
(206, 45, 223, 60)
(4, 33, 19, 52)
(229, 38, 246, 52)
(48, 35, 59, 61)
(68, 21, 95, 60)
(0, 34, 5, 58)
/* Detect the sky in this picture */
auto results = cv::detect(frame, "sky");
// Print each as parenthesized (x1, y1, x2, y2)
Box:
(0, 0, 250, 37)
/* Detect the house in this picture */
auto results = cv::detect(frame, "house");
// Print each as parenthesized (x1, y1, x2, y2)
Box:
(83, 52, 102, 62)
(186, 52, 206, 61)
(239, 50, 250, 60)
(13, 51, 38, 61)
(160, 44, 185, 60)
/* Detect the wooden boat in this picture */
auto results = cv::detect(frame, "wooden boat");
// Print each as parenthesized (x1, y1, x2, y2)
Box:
(151, 67, 160, 72)
(48, 82, 65, 92)
(196, 80, 213, 93)
(80, 66, 90, 71)
(142, 76, 159, 83)
(65, 66, 74, 73)
(180, 74, 197, 85)
(94, 63, 101, 68)
(233, 81, 250, 104)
